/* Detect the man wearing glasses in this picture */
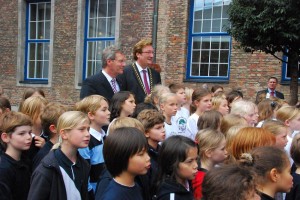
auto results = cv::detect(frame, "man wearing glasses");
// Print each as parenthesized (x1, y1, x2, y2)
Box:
(118, 39, 161, 104)
(80, 46, 126, 101)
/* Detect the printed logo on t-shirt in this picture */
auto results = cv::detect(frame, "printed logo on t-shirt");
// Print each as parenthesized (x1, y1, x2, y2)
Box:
(177, 117, 187, 133)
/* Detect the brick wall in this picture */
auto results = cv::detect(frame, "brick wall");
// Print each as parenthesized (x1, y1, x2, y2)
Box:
(0, 0, 296, 107)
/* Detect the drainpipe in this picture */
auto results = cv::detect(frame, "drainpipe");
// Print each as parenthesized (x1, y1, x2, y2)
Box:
(152, 0, 159, 63)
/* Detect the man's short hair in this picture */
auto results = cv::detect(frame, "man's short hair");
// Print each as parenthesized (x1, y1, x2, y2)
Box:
(137, 109, 165, 132)
(133, 39, 152, 61)
(102, 45, 122, 69)
(268, 77, 278, 82)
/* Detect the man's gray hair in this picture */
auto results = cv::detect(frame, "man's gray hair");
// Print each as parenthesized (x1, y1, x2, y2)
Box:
(102, 45, 121, 68)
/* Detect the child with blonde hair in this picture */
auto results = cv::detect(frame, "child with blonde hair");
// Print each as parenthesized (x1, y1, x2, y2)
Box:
(183, 87, 194, 113)
(75, 95, 110, 196)
(193, 129, 228, 200)
(28, 111, 90, 200)
(211, 93, 229, 116)
(262, 119, 289, 149)
(158, 92, 178, 138)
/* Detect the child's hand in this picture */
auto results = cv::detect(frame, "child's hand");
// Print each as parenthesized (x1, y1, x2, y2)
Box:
(34, 136, 45, 148)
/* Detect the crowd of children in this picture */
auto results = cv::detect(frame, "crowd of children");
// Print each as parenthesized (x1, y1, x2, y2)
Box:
(0, 83, 300, 200)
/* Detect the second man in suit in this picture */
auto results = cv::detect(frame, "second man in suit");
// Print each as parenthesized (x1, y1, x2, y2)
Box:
(118, 39, 161, 104)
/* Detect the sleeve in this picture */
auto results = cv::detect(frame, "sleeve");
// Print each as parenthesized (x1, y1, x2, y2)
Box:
(27, 168, 52, 200)
(80, 78, 96, 99)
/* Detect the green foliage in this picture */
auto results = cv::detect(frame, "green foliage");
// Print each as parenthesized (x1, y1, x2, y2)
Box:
(228, 0, 300, 56)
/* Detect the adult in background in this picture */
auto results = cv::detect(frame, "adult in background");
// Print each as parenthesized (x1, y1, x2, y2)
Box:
(80, 46, 126, 101)
(118, 39, 161, 104)
(255, 77, 284, 104)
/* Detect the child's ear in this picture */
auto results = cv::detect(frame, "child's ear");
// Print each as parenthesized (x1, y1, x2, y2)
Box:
(285, 119, 290, 127)
(269, 168, 279, 182)
(1, 132, 10, 143)
(144, 131, 150, 138)
(60, 129, 68, 140)
(160, 104, 164, 112)
(204, 149, 212, 158)
(49, 124, 57, 134)
(87, 111, 95, 120)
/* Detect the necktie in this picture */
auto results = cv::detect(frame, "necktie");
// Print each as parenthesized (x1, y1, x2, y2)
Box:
(142, 70, 151, 94)
(270, 90, 275, 97)
(111, 78, 118, 93)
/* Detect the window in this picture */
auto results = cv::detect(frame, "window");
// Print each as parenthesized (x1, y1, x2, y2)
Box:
(186, 0, 231, 82)
(281, 55, 300, 82)
(24, 1, 51, 83)
(83, 0, 117, 79)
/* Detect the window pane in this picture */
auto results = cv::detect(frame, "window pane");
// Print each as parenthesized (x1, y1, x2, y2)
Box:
(194, 10, 202, 20)
(219, 64, 228, 76)
(30, 22, 37, 39)
(213, 6, 221, 19)
(192, 50, 200, 62)
(212, 19, 221, 32)
(200, 64, 209, 76)
(201, 50, 209, 63)
(192, 64, 200, 76)
(209, 64, 218, 76)
(29, 43, 36, 60)
(210, 50, 219, 63)
(28, 61, 35, 78)
(30, 4, 37, 21)
(203, 8, 212, 20)
(202, 20, 211, 32)
(220, 50, 229, 63)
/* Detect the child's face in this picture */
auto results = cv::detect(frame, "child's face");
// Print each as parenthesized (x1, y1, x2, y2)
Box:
(275, 127, 289, 149)
(5, 125, 32, 151)
(195, 94, 212, 113)
(91, 100, 111, 127)
(146, 123, 165, 143)
(209, 139, 228, 165)
(287, 113, 300, 132)
(121, 95, 136, 116)
(217, 99, 229, 116)
(127, 148, 151, 176)
(275, 161, 293, 193)
(176, 146, 198, 185)
(63, 122, 90, 149)
(176, 89, 187, 105)
(160, 96, 178, 117)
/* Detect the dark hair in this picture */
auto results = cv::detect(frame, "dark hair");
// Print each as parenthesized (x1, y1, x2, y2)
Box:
(226, 90, 243, 105)
(202, 164, 257, 200)
(103, 127, 148, 177)
(0, 97, 11, 111)
(290, 134, 300, 166)
(18, 88, 45, 111)
(239, 146, 289, 183)
(157, 135, 197, 182)
(137, 109, 165, 132)
(168, 83, 184, 93)
(197, 110, 223, 130)
(109, 91, 135, 121)
(132, 102, 158, 118)
(211, 85, 223, 93)
(268, 77, 278, 82)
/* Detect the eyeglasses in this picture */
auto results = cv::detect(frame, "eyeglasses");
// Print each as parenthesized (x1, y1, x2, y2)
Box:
(141, 51, 155, 54)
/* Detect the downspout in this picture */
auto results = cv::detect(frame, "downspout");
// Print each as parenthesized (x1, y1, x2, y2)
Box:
(152, 0, 159, 63)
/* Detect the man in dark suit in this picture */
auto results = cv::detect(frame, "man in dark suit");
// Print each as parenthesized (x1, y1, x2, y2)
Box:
(80, 46, 126, 101)
(255, 76, 284, 104)
(118, 39, 161, 104)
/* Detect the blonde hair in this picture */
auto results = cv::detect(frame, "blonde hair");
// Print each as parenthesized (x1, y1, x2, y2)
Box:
(158, 92, 177, 111)
(212, 93, 227, 111)
(276, 106, 300, 122)
(185, 87, 194, 103)
(144, 84, 170, 107)
(75, 95, 108, 114)
(262, 119, 288, 136)
(225, 125, 247, 151)
(220, 114, 248, 134)
(133, 39, 152, 60)
(109, 117, 145, 134)
(20, 96, 48, 122)
(196, 129, 225, 161)
(52, 111, 90, 149)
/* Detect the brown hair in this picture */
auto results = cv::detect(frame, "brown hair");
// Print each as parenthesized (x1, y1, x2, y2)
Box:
(257, 99, 276, 121)
(220, 114, 248, 134)
(137, 109, 165, 132)
(276, 106, 300, 122)
(0, 111, 32, 149)
(168, 83, 184, 94)
(190, 88, 211, 114)
(229, 127, 276, 160)
(133, 39, 152, 60)
(18, 88, 45, 111)
(197, 110, 223, 130)
(290, 134, 300, 166)
(20, 96, 48, 122)
(262, 119, 288, 136)
(109, 117, 145, 134)
(75, 95, 108, 114)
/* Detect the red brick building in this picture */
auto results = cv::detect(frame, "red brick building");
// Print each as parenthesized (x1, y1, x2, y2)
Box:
(0, 0, 293, 107)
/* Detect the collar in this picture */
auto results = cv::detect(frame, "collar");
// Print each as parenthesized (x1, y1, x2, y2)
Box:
(267, 88, 275, 93)
(102, 70, 115, 82)
(55, 148, 81, 168)
(135, 62, 148, 72)
(89, 127, 105, 142)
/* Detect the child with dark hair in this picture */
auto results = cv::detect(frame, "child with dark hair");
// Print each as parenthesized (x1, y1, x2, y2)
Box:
(137, 109, 165, 195)
(0, 111, 33, 200)
(155, 135, 198, 200)
(0, 96, 11, 116)
(109, 91, 136, 121)
(100, 127, 150, 200)
(286, 134, 300, 200)
(202, 163, 258, 200)
(239, 146, 293, 200)
(197, 110, 223, 131)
